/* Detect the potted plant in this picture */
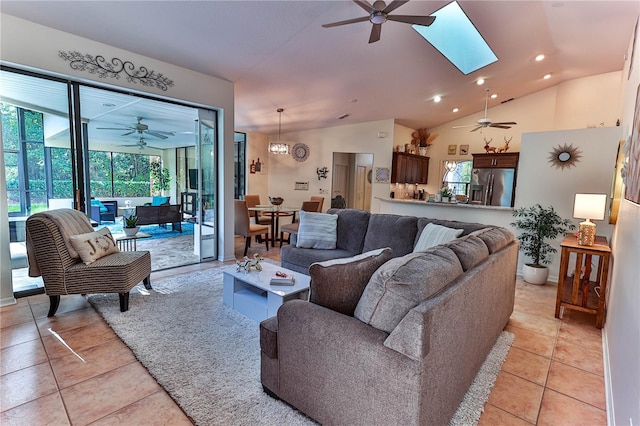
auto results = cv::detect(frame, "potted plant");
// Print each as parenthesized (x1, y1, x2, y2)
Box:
(123, 215, 140, 237)
(510, 204, 575, 285)
(440, 187, 453, 203)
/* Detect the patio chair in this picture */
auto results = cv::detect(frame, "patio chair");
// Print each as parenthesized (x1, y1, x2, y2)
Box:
(26, 208, 151, 317)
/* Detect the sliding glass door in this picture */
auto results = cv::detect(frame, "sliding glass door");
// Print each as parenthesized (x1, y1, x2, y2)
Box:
(194, 109, 217, 261)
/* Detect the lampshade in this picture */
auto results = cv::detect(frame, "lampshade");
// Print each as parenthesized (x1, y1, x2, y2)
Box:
(573, 194, 607, 220)
(573, 193, 607, 246)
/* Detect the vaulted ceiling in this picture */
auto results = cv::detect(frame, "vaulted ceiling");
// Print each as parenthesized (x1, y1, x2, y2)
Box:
(2, 1, 638, 136)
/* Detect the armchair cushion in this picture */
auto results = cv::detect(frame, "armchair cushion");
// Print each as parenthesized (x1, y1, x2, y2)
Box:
(69, 227, 119, 265)
(151, 196, 170, 206)
(309, 248, 393, 316)
(354, 247, 463, 333)
(296, 211, 338, 249)
(413, 223, 463, 252)
(90, 199, 108, 212)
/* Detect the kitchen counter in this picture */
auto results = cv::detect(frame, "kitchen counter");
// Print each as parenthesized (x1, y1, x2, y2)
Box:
(379, 197, 513, 211)
(377, 197, 515, 233)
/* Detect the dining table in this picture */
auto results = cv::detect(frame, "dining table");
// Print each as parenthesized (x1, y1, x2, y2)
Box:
(248, 205, 300, 247)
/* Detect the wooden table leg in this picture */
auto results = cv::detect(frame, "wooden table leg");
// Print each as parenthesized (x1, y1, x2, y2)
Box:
(582, 254, 592, 307)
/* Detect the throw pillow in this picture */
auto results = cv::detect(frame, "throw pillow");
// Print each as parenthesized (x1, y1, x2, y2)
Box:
(296, 210, 338, 249)
(69, 227, 119, 265)
(309, 248, 393, 316)
(90, 199, 108, 213)
(354, 247, 463, 333)
(413, 223, 463, 252)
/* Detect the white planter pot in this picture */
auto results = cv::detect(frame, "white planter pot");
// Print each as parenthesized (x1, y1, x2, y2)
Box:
(441, 196, 450, 203)
(123, 226, 139, 237)
(522, 264, 549, 285)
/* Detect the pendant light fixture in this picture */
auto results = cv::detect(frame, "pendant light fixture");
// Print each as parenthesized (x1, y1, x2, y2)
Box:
(269, 108, 290, 155)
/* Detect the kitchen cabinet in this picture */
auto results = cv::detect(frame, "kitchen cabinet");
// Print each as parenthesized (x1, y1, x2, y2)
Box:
(391, 152, 429, 184)
(472, 152, 519, 168)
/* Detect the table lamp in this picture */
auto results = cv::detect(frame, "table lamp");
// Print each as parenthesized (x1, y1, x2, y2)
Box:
(573, 193, 607, 246)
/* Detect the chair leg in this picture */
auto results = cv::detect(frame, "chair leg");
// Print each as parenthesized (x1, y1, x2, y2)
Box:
(244, 237, 251, 256)
(143, 276, 152, 290)
(264, 233, 269, 251)
(47, 295, 60, 317)
(119, 292, 130, 312)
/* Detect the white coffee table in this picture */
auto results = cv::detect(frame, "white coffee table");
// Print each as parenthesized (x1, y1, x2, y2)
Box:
(223, 262, 310, 322)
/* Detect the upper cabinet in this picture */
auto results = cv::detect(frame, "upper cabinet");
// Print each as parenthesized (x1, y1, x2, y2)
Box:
(391, 152, 429, 184)
(472, 152, 519, 169)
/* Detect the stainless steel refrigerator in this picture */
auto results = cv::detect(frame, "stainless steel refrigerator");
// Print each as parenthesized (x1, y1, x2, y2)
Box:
(469, 168, 516, 207)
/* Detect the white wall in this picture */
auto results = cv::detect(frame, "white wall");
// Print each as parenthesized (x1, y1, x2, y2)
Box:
(266, 119, 395, 213)
(605, 10, 640, 425)
(245, 132, 270, 203)
(517, 127, 620, 281)
(0, 14, 236, 264)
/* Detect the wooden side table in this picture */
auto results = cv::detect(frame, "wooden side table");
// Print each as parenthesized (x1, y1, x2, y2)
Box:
(555, 234, 611, 328)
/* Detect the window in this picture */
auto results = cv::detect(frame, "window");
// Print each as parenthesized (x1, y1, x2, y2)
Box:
(442, 160, 473, 196)
(89, 150, 158, 198)
(234, 132, 246, 199)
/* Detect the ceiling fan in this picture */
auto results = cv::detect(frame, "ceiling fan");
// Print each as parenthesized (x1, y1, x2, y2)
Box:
(322, 0, 435, 44)
(97, 116, 175, 139)
(453, 89, 517, 132)
(120, 137, 150, 150)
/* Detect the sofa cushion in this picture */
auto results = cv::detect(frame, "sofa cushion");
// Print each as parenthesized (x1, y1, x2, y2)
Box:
(328, 208, 370, 254)
(444, 235, 489, 271)
(354, 247, 463, 333)
(151, 195, 170, 206)
(469, 227, 514, 254)
(309, 248, 393, 316)
(415, 218, 489, 247)
(413, 223, 463, 252)
(296, 211, 338, 249)
(362, 214, 418, 258)
(69, 227, 119, 265)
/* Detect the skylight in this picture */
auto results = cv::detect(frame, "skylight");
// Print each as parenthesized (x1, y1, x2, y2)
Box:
(412, 1, 497, 75)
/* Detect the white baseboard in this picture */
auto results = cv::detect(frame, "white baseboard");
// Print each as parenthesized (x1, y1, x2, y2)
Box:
(602, 329, 615, 425)
(0, 296, 17, 307)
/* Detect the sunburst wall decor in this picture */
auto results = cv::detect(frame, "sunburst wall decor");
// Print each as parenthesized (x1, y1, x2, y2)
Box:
(548, 143, 582, 170)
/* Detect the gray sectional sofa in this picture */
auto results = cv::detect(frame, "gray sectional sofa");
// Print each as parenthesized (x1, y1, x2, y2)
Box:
(281, 208, 491, 274)
(262, 209, 518, 425)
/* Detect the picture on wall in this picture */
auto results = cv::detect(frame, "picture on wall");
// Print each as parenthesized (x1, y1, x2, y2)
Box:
(459, 144, 469, 155)
(374, 167, 390, 183)
(448, 144, 457, 155)
(625, 84, 640, 204)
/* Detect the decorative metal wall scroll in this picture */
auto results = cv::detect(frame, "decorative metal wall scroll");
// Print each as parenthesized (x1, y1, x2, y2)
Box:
(317, 167, 329, 180)
(58, 51, 174, 91)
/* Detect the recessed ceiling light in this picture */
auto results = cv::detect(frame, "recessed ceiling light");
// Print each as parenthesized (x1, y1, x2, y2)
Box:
(476, 78, 485, 85)
(452, 107, 459, 113)
(434, 95, 442, 103)
(490, 93, 498, 99)
(535, 54, 545, 62)
(543, 73, 552, 79)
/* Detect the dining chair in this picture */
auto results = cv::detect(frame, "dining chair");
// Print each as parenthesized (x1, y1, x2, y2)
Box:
(243, 194, 272, 225)
(310, 196, 324, 212)
(279, 201, 320, 247)
(234, 200, 269, 256)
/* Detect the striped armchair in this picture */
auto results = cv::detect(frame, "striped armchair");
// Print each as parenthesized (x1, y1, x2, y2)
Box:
(25, 209, 151, 317)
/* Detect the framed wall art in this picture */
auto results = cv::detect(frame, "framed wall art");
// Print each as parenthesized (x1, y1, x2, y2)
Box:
(374, 167, 390, 183)
(459, 144, 469, 155)
(448, 144, 457, 155)
(624, 84, 640, 204)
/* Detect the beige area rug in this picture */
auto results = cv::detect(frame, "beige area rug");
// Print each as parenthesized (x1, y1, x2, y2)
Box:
(88, 267, 513, 426)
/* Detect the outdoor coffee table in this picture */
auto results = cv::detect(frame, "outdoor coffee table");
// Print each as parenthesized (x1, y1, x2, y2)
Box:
(223, 262, 310, 322)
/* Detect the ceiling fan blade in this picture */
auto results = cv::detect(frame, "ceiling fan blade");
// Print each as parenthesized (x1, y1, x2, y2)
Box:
(470, 126, 483, 132)
(96, 127, 130, 130)
(322, 16, 369, 28)
(369, 23, 382, 43)
(452, 124, 477, 129)
(145, 131, 169, 139)
(489, 125, 512, 129)
(387, 15, 435, 26)
(121, 131, 136, 136)
(491, 121, 517, 126)
(149, 130, 175, 136)
(383, 0, 409, 14)
(353, 0, 374, 13)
